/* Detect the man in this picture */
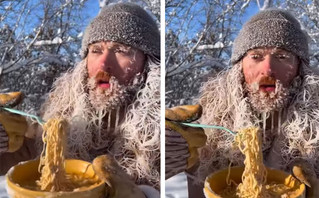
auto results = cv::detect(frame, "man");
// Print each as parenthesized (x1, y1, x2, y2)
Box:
(0, 2, 160, 196)
(166, 9, 319, 197)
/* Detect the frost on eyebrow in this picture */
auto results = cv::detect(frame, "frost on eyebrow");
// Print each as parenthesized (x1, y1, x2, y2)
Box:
(108, 42, 138, 64)
(247, 47, 291, 54)
(247, 48, 297, 61)
(88, 41, 139, 64)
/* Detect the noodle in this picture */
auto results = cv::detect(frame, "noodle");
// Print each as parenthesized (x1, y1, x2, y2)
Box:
(37, 118, 69, 192)
(218, 127, 302, 198)
(36, 118, 100, 192)
(235, 127, 270, 197)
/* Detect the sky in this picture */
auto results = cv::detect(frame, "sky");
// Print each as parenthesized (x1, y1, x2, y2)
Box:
(166, 0, 262, 45)
(83, 0, 100, 28)
(0, 0, 101, 39)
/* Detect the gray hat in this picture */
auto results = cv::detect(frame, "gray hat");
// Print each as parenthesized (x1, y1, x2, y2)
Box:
(231, 9, 308, 64)
(81, 3, 160, 59)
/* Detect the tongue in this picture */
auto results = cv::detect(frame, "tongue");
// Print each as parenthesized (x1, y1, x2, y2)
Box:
(99, 82, 110, 89)
(260, 85, 275, 92)
(264, 87, 275, 92)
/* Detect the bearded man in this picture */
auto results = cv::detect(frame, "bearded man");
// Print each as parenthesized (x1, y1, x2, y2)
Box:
(166, 9, 319, 197)
(0, 3, 160, 197)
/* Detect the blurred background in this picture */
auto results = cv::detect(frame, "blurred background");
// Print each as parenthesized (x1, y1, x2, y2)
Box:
(0, 0, 160, 115)
(165, 0, 319, 107)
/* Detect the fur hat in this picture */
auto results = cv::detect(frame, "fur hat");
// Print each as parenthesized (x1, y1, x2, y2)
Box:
(81, 3, 160, 59)
(231, 9, 308, 64)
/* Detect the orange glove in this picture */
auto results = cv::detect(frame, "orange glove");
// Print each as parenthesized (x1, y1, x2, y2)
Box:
(291, 159, 319, 198)
(165, 105, 207, 179)
(93, 154, 146, 198)
(0, 92, 27, 153)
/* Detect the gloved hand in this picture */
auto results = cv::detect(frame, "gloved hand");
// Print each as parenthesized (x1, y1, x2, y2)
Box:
(92, 154, 146, 198)
(165, 104, 207, 179)
(0, 92, 27, 153)
(291, 159, 319, 198)
(0, 125, 8, 153)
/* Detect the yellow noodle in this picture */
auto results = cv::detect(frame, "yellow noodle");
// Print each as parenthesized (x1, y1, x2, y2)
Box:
(219, 127, 300, 197)
(37, 118, 69, 192)
(235, 127, 270, 198)
(32, 118, 100, 192)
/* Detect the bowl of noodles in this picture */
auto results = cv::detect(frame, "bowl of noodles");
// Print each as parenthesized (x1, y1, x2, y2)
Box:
(204, 166, 305, 198)
(5, 118, 107, 198)
(203, 127, 306, 198)
(6, 159, 106, 198)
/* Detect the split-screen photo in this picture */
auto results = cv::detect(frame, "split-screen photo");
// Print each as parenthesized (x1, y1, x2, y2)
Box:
(0, 0, 318, 198)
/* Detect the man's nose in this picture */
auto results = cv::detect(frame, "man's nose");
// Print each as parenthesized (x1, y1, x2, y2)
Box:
(260, 55, 275, 76)
(98, 50, 113, 72)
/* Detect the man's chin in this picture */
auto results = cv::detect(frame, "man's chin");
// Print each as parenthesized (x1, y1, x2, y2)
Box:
(88, 88, 120, 110)
(90, 95, 123, 111)
(249, 93, 288, 113)
(94, 86, 113, 94)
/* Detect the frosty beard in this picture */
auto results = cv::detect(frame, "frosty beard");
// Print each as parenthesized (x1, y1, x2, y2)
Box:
(245, 76, 301, 113)
(87, 70, 145, 111)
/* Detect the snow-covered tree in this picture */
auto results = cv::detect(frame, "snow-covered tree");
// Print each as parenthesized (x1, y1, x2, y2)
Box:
(165, 0, 250, 106)
(0, 0, 159, 114)
(166, 0, 319, 107)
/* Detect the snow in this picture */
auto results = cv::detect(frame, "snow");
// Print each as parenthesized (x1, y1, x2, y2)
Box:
(241, 0, 251, 10)
(169, 11, 176, 17)
(67, 36, 74, 42)
(4, 6, 11, 11)
(0, 176, 9, 198)
(77, 32, 83, 38)
(197, 42, 225, 51)
(34, 37, 63, 46)
(99, 0, 109, 8)
(165, 173, 188, 198)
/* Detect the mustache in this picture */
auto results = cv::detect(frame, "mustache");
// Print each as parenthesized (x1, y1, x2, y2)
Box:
(94, 71, 111, 82)
(258, 76, 276, 85)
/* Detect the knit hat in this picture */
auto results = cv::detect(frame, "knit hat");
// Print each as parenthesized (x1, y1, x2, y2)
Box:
(81, 3, 160, 59)
(231, 9, 308, 64)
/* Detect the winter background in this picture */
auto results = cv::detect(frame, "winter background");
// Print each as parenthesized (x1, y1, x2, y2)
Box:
(0, 0, 159, 197)
(1, 0, 319, 197)
(165, 0, 319, 197)
(0, 0, 160, 115)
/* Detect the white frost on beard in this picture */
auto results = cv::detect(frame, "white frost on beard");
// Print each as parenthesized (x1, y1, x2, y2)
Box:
(196, 61, 319, 184)
(37, 56, 160, 188)
(245, 76, 301, 113)
(87, 71, 145, 111)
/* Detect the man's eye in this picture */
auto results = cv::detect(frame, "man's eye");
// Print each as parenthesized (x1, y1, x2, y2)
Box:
(249, 54, 262, 60)
(276, 54, 289, 60)
(114, 47, 130, 55)
(90, 47, 102, 54)
(114, 48, 125, 53)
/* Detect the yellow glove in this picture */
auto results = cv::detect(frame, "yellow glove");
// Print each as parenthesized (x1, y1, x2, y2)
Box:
(291, 159, 319, 198)
(165, 105, 207, 179)
(93, 154, 146, 198)
(0, 92, 27, 153)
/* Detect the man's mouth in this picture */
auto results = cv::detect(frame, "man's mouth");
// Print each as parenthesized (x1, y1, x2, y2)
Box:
(98, 80, 110, 89)
(258, 77, 276, 92)
(95, 71, 111, 90)
(259, 84, 276, 92)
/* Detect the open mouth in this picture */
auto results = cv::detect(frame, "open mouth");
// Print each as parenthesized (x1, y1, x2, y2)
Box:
(95, 71, 111, 89)
(259, 84, 276, 92)
(97, 80, 110, 89)
(258, 77, 276, 92)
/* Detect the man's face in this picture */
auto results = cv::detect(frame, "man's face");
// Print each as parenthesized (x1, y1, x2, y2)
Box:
(242, 47, 300, 112)
(86, 41, 146, 110)
(87, 41, 146, 87)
